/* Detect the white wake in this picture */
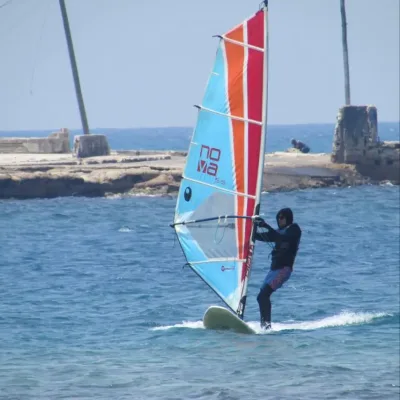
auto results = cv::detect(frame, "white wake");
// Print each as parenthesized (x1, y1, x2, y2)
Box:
(151, 311, 389, 334)
(152, 320, 204, 331)
(248, 311, 388, 334)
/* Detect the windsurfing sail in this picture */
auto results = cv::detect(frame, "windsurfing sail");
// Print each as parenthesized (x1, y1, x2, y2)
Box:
(171, 1, 269, 319)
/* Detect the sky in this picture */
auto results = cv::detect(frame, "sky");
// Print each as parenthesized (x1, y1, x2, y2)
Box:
(0, 0, 399, 131)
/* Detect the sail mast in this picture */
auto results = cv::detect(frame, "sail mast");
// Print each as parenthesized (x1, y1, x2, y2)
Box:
(254, 0, 269, 208)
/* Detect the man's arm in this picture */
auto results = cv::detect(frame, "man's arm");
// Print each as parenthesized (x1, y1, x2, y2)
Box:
(266, 224, 301, 243)
(254, 229, 275, 242)
(254, 218, 301, 244)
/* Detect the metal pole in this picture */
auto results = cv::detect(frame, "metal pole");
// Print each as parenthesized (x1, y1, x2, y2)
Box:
(59, 0, 90, 135)
(340, 0, 351, 105)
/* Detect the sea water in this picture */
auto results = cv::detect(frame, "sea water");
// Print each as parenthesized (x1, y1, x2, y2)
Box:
(0, 183, 399, 399)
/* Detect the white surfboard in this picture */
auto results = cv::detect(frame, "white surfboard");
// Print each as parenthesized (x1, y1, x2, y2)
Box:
(203, 305, 257, 334)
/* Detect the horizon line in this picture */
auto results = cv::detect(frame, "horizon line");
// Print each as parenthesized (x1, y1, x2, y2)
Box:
(1, 120, 399, 133)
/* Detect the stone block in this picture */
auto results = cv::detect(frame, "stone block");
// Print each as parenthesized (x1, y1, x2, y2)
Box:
(331, 105, 378, 164)
(74, 134, 110, 158)
(48, 128, 70, 153)
(331, 105, 399, 182)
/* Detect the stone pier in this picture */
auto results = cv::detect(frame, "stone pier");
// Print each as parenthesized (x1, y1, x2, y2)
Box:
(332, 105, 400, 182)
(0, 128, 70, 154)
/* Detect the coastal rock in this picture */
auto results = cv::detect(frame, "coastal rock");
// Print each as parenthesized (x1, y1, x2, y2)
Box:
(0, 152, 390, 200)
(132, 172, 180, 195)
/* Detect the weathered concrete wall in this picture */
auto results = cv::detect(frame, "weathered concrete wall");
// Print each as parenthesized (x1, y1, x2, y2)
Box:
(355, 141, 400, 181)
(332, 105, 400, 182)
(0, 128, 70, 154)
(74, 134, 110, 158)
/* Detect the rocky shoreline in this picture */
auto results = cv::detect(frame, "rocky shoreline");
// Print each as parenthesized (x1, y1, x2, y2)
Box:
(0, 150, 384, 200)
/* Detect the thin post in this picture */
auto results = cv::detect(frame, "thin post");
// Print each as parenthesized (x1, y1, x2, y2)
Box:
(340, 0, 351, 105)
(59, 0, 90, 135)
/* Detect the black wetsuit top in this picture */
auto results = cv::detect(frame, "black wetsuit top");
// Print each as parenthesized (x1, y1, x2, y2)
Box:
(295, 141, 310, 153)
(255, 224, 301, 270)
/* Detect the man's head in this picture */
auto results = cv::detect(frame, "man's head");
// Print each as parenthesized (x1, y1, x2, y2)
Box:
(276, 208, 293, 229)
(291, 138, 297, 146)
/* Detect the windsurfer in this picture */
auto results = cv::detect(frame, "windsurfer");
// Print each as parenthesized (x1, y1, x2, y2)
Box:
(254, 208, 302, 329)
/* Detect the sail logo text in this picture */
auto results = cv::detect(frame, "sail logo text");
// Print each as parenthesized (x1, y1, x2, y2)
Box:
(197, 145, 221, 177)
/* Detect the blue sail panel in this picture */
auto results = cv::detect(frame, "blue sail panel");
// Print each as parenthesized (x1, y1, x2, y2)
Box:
(202, 42, 229, 114)
(174, 180, 244, 310)
(175, 179, 238, 260)
(184, 110, 236, 193)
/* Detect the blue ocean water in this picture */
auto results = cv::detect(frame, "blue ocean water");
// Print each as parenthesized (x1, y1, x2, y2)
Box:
(0, 183, 399, 399)
(0, 121, 399, 153)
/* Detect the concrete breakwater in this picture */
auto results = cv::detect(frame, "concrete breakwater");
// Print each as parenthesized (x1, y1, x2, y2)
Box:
(0, 151, 371, 200)
(0, 129, 70, 154)
(0, 128, 111, 158)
